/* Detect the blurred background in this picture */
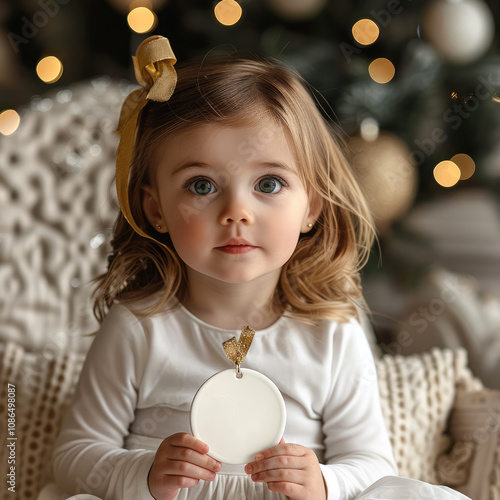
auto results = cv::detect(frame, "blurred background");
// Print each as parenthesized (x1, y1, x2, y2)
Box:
(1, 0, 500, 388)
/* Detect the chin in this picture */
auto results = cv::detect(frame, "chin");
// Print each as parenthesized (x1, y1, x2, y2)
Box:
(214, 272, 260, 284)
(206, 266, 275, 285)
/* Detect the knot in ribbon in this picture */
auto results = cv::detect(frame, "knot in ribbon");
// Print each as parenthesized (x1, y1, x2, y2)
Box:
(223, 326, 256, 368)
(115, 35, 177, 243)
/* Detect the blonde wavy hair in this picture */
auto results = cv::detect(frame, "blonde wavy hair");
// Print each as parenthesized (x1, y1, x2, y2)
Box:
(93, 55, 376, 325)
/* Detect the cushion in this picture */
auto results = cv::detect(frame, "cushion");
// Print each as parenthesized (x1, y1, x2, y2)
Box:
(375, 348, 480, 483)
(438, 388, 500, 499)
(0, 341, 84, 500)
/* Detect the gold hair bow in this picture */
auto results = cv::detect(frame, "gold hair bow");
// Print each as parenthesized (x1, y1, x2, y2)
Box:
(115, 35, 177, 241)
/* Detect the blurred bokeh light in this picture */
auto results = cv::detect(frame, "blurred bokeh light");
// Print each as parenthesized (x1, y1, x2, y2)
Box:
(36, 56, 63, 84)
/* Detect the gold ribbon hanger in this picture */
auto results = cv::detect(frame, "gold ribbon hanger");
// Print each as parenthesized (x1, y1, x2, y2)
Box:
(115, 35, 177, 243)
(223, 326, 256, 378)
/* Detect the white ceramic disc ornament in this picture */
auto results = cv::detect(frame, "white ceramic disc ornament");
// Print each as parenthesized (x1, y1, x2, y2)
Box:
(190, 368, 286, 464)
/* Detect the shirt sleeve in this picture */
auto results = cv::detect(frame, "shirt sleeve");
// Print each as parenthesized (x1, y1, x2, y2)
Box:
(319, 320, 398, 500)
(52, 304, 156, 500)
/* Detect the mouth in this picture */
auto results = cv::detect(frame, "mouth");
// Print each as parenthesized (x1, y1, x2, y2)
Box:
(215, 238, 258, 255)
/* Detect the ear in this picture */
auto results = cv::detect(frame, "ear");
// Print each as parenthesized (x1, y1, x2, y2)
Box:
(301, 191, 323, 233)
(142, 185, 168, 232)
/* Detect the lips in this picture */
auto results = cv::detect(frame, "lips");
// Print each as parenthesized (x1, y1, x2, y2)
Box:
(215, 238, 258, 254)
(222, 238, 252, 247)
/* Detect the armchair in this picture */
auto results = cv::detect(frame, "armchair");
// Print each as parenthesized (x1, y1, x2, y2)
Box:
(0, 79, 498, 500)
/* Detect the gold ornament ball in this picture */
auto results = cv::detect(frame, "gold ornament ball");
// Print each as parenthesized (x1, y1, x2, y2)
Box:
(422, 0, 494, 64)
(349, 132, 418, 230)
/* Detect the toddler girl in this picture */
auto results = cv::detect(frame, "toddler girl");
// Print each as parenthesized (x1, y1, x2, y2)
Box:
(51, 36, 470, 500)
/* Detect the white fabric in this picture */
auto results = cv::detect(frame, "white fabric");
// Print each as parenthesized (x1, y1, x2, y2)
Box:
(52, 295, 399, 499)
(353, 476, 472, 500)
(62, 477, 471, 500)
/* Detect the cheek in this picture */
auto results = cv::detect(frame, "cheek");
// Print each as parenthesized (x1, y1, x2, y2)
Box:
(269, 200, 307, 233)
(167, 208, 210, 254)
(263, 212, 303, 253)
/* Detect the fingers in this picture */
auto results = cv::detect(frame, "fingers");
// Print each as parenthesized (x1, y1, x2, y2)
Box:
(245, 442, 306, 474)
(166, 446, 221, 477)
(149, 433, 222, 499)
(160, 433, 221, 478)
(254, 441, 303, 462)
(246, 456, 306, 480)
(244, 443, 327, 500)
(167, 432, 210, 455)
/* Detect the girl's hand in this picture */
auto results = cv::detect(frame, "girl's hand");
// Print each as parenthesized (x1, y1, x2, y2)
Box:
(245, 438, 327, 500)
(148, 432, 222, 500)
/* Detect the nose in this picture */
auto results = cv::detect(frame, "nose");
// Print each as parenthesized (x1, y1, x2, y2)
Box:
(218, 195, 254, 226)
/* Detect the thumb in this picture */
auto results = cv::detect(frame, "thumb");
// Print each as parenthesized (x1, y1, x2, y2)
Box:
(279, 436, 286, 444)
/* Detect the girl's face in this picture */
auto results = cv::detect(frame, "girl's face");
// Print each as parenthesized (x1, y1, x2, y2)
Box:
(143, 119, 321, 286)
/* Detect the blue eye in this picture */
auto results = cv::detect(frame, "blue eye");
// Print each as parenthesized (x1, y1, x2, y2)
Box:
(189, 178, 216, 196)
(255, 176, 284, 194)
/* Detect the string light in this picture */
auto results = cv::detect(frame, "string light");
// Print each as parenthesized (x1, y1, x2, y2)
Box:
(127, 6, 157, 33)
(360, 117, 379, 142)
(451, 153, 475, 180)
(214, 0, 242, 26)
(352, 19, 379, 46)
(434, 160, 461, 187)
(0, 109, 21, 136)
(368, 58, 395, 84)
(36, 56, 63, 84)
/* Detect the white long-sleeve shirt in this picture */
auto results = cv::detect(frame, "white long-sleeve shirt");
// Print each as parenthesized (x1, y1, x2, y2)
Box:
(53, 296, 397, 500)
